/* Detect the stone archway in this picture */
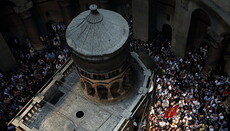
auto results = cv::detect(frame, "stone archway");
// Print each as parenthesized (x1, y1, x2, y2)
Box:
(186, 9, 211, 52)
(78, 66, 131, 102)
(97, 85, 108, 100)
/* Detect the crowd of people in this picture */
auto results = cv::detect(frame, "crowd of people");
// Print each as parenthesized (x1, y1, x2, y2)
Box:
(130, 32, 229, 130)
(0, 14, 229, 131)
(0, 21, 70, 130)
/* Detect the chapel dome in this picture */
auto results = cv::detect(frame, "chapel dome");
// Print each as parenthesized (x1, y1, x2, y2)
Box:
(66, 4, 129, 56)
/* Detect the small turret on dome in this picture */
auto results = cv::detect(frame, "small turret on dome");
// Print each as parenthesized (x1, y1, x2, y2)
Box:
(87, 4, 103, 23)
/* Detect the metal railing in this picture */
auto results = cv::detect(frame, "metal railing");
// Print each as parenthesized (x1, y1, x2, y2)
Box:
(114, 52, 156, 131)
(8, 58, 74, 127)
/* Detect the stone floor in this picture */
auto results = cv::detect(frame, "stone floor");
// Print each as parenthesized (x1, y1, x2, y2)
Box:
(24, 62, 145, 131)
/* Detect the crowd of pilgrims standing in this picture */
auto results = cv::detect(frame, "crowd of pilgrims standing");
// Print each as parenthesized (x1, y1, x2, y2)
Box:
(128, 22, 229, 130)
(0, 22, 70, 130)
(0, 15, 229, 130)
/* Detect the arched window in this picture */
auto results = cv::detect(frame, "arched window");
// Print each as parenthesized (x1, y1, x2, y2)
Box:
(186, 9, 211, 52)
(97, 85, 108, 99)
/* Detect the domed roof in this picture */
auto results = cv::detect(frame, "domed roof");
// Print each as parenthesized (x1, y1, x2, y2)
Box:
(66, 4, 129, 56)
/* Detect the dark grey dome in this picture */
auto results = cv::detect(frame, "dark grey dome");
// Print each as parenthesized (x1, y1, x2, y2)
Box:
(66, 5, 129, 56)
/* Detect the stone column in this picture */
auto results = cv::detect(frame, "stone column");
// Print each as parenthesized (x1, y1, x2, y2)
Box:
(204, 45, 223, 71)
(118, 80, 125, 95)
(132, 0, 156, 42)
(0, 33, 17, 73)
(94, 85, 100, 99)
(58, 0, 74, 25)
(224, 55, 230, 76)
(107, 86, 113, 99)
(202, 29, 223, 74)
(224, 95, 230, 114)
(19, 10, 44, 50)
(171, 0, 191, 57)
(223, 35, 230, 76)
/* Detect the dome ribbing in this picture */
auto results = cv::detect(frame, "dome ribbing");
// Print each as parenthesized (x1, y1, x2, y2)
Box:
(66, 4, 129, 56)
